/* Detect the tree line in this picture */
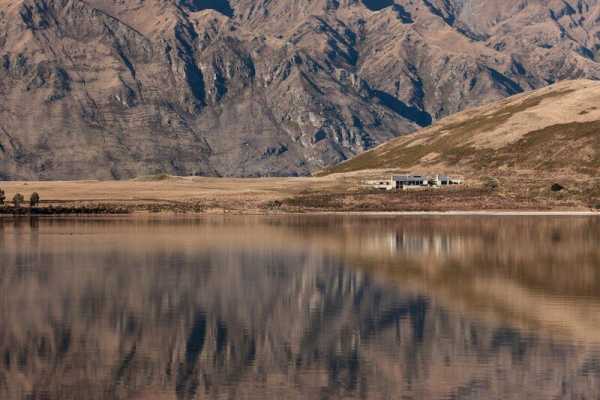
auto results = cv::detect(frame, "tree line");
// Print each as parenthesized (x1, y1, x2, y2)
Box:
(0, 188, 40, 207)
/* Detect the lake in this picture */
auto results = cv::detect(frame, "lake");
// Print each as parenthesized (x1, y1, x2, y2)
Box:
(1, 215, 600, 399)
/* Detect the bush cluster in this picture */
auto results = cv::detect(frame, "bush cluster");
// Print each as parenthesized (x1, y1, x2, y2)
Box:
(0, 189, 41, 208)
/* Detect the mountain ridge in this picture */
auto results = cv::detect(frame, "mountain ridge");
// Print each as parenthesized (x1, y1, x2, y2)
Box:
(2, 0, 600, 179)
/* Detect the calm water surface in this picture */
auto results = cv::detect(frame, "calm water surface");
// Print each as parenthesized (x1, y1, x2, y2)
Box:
(1, 216, 600, 399)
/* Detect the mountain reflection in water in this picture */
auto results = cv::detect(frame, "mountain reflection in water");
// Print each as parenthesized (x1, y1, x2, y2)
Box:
(1, 216, 600, 400)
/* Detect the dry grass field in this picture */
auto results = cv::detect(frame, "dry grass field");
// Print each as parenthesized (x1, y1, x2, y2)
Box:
(0, 175, 350, 213)
(0, 170, 599, 214)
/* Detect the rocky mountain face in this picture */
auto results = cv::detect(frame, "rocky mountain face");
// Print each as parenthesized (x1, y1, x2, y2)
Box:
(2, 0, 600, 179)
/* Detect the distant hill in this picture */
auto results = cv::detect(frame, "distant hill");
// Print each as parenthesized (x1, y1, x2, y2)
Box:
(323, 80, 600, 177)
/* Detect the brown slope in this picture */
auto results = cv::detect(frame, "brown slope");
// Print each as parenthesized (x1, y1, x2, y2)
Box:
(322, 79, 600, 176)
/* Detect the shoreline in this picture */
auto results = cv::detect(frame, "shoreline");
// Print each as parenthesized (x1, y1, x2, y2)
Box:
(312, 210, 600, 216)
(0, 209, 598, 218)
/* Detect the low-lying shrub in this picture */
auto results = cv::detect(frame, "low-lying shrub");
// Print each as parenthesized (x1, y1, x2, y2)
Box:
(482, 176, 500, 192)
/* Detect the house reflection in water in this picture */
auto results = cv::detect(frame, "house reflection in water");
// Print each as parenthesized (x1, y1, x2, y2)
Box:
(360, 230, 468, 258)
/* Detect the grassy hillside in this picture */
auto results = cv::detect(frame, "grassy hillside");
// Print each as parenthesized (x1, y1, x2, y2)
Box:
(322, 80, 600, 176)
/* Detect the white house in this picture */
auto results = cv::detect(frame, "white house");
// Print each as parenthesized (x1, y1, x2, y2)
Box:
(392, 175, 429, 189)
(431, 175, 464, 186)
(364, 179, 395, 191)
(365, 174, 464, 191)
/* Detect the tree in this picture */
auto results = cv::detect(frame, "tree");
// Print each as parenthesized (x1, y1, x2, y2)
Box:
(0, 188, 5, 205)
(13, 193, 24, 208)
(30, 192, 40, 207)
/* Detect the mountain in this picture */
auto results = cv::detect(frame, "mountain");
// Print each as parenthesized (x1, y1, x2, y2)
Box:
(323, 79, 600, 176)
(2, 0, 600, 179)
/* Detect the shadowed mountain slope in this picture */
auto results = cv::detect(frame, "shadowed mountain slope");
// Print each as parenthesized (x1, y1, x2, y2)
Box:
(3, 1, 600, 178)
